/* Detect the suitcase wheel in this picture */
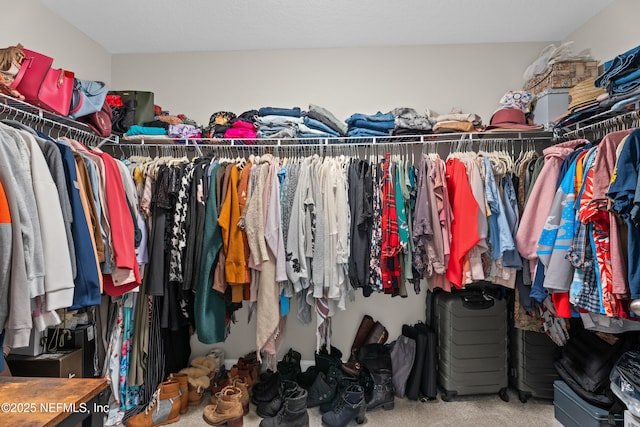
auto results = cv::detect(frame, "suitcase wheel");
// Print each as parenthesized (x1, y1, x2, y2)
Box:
(518, 391, 531, 403)
(499, 388, 510, 402)
(440, 390, 456, 402)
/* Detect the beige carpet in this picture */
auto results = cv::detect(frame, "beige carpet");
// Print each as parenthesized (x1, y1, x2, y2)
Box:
(170, 390, 561, 427)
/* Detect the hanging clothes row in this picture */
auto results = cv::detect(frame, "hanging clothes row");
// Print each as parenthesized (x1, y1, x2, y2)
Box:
(0, 113, 553, 419)
(518, 112, 640, 334)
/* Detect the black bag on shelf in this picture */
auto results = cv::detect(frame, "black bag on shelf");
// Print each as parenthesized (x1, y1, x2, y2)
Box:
(109, 90, 154, 125)
(110, 97, 135, 134)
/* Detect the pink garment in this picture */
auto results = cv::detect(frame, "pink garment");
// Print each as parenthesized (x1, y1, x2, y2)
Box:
(591, 130, 632, 207)
(516, 139, 587, 276)
(433, 157, 453, 291)
(224, 128, 257, 139)
(589, 130, 631, 296)
(610, 212, 627, 296)
(224, 120, 257, 139)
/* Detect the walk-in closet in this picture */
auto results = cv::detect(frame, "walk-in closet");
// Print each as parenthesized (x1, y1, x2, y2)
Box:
(2, 1, 640, 426)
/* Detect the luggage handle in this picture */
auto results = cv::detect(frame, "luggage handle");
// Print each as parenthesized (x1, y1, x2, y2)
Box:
(461, 293, 495, 310)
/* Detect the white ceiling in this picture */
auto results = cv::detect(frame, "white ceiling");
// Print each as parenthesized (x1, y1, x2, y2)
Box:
(40, 0, 613, 54)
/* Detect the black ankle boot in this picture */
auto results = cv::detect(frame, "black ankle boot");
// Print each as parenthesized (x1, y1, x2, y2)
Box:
(260, 386, 310, 427)
(296, 366, 319, 390)
(321, 384, 367, 427)
(319, 368, 358, 413)
(366, 368, 394, 410)
(315, 345, 343, 375)
(251, 370, 281, 407)
(257, 379, 297, 418)
(306, 371, 337, 408)
(278, 348, 302, 382)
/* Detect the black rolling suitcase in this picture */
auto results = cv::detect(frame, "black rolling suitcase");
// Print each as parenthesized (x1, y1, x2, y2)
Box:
(510, 327, 560, 402)
(432, 288, 509, 401)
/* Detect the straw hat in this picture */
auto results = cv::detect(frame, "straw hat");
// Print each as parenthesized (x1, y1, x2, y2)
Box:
(567, 77, 606, 113)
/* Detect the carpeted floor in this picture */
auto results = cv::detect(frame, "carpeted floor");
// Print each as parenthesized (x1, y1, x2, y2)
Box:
(170, 389, 561, 427)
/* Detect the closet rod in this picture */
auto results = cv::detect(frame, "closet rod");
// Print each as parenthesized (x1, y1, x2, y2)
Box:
(107, 132, 553, 150)
(560, 108, 640, 140)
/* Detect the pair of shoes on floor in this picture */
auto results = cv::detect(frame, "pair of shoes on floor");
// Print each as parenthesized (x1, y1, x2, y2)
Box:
(203, 385, 244, 426)
(213, 351, 260, 396)
(126, 380, 183, 427)
(321, 384, 367, 427)
(178, 366, 211, 406)
(277, 348, 302, 382)
(258, 383, 309, 427)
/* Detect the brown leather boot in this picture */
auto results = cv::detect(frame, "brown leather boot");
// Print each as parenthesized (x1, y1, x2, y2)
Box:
(342, 315, 376, 376)
(348, 315, 375, 364)
(364, 321, 389, 345)
(203, 386, 244, 426)
(237, 352, 260, 386)
(126, 380, 181, 427)
(168, 373, 189, 415)
(213, 366, 253, 395)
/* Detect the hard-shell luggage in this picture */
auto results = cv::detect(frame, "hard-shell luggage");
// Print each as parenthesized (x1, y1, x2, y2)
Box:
(510, 327, 560, 402)
(554, 380, 624, 427)
(432, 289, 509, 402)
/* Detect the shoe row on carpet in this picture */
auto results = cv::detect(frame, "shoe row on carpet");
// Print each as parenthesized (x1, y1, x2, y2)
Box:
(127, 314, 407, 427)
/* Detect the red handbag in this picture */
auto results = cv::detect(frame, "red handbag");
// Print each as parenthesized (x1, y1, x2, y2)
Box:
(11, 48, 74, 116)
(37, 67, 75, 116)
(78, 98, 112, 138)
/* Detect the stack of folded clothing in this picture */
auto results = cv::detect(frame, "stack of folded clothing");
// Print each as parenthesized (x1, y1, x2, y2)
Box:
(300, 104, 347, 139)
(204, 111, 237, 138)
(254, 106, 302, 138)
(168, 123, 201, 139)
(345, 111, 395, 137)
(429, 108, 482, 133)
(224, 110, 258, 140)
(391, 107, 433, 135)
(596, 45, 640, 96)
(125, 111, 204, 140)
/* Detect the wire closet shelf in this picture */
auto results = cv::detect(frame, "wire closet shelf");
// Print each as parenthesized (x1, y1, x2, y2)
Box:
(0, 93, 119, 146)
(558, 107, 640, 141)
(105, 130, 554, 154)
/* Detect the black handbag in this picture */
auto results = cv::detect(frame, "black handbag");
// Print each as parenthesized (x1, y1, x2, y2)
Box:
(109, 90, 154, 126)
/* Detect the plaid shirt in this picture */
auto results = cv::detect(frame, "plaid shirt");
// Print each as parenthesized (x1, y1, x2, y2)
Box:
(380, 155, 400, 294)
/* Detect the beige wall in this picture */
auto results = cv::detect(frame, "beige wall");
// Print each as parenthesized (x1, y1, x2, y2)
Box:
(565, 0, 640, 64)
(112, 43, 550, 129)
(3, 0, 111, 84)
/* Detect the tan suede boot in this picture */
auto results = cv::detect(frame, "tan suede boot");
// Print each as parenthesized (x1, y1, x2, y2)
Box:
(203, 387, 244, 426)
(126, 380, 181, 427)
(211, 383, 248, 416)
(168, 373, 189, 414)
(179, 366, 211, 406)
(230, 377, 250, 415)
